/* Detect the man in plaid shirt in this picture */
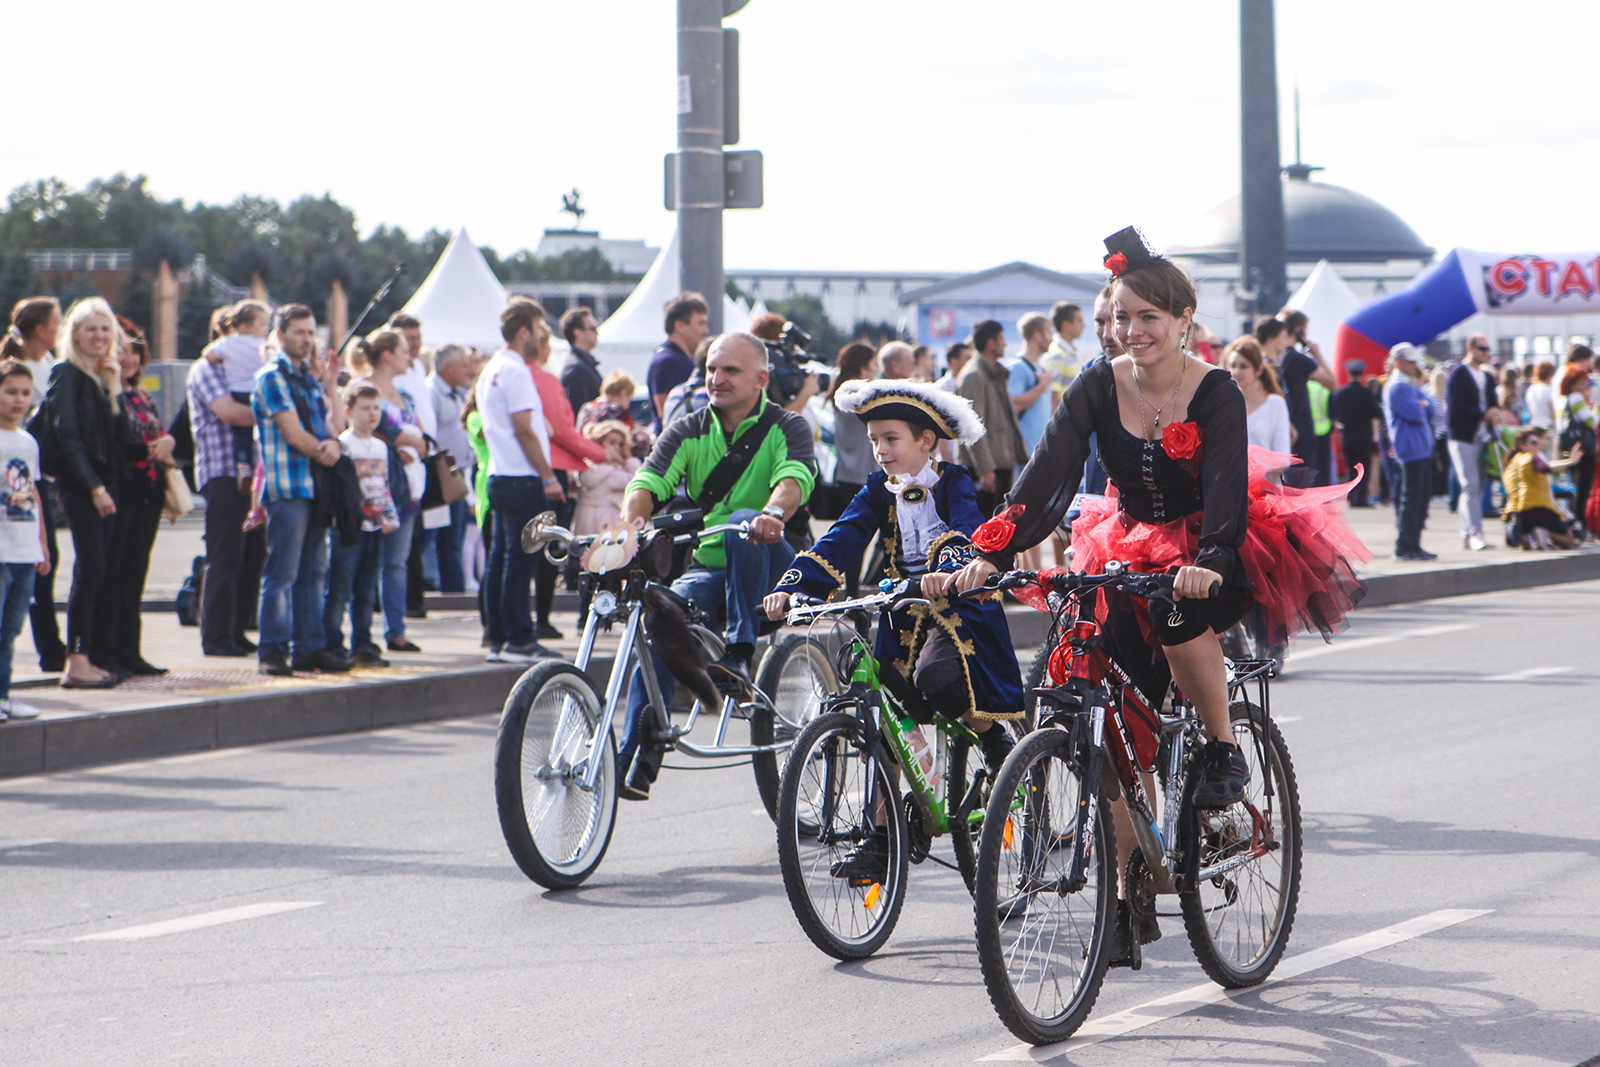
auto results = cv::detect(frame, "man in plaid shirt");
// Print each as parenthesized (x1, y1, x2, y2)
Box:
(187, 354, 264, 657)
(250, 304, 349, 676)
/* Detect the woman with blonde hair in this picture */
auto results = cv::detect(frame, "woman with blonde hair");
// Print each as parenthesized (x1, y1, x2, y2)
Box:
(40, 298, 173, 687)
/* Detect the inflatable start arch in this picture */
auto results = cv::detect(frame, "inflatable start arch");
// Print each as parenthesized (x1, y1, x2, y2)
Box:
(1335, 248, 1600, 374)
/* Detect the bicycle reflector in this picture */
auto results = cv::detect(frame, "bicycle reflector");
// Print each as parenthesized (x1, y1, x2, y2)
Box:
(864, 883, 882, 910)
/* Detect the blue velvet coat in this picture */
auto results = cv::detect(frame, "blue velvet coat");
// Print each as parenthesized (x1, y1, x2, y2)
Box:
(774, 463, 1024, 720)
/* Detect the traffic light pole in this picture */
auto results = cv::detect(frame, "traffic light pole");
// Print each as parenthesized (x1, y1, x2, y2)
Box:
(677, 0, 726, 332)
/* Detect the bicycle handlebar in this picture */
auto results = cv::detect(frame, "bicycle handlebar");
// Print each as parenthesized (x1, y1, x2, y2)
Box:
(997, 563, 1218, 601)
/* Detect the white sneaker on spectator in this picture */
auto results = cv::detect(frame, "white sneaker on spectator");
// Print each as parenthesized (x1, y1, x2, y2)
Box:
(1466, 534, 1490, 551)
(486, 647, 505, 663)
(0, 698, 40, 720)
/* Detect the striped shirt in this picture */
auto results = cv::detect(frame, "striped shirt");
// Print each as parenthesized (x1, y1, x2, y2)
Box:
(252, 351, 330, 503)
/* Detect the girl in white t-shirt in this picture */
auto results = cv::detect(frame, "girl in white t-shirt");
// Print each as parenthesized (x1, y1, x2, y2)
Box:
(1225, 336, 1293, 468)
(0, 360, 52, 719)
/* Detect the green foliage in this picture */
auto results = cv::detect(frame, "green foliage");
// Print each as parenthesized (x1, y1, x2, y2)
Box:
(0, 174, 636, 345)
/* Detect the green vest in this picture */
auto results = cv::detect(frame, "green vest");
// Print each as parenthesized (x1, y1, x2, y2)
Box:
(1307, 380, 1332, 437)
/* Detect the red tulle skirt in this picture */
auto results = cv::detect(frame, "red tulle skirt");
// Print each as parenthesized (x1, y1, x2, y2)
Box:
(1055, 448, 1372, 646)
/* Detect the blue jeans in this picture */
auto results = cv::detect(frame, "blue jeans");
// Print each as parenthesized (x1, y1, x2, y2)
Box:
(0, 563, 37, 699)
(619, 509, 794, 771)
(324, 529, 384, 654)
(379, 514, 416, 642)
(258, 498, 330, 660)
(485, 475, 546, 649)
(434, 498, 469, 592)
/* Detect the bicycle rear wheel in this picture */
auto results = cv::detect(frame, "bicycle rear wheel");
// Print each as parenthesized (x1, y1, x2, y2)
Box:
(752, 631, 840, 822)
(974, 728, 1115, 1045)
(776, 712, 909, 960)
(494, 662, 618, 890)
(1178, 698, 1302, 987)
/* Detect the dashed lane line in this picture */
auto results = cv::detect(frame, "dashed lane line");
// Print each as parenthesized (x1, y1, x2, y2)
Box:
(1484, 666, 1575, 682)
(979, 908, 1493, 1061)
(75, 902, 323, 941)
(1290, 623, 1474, 663)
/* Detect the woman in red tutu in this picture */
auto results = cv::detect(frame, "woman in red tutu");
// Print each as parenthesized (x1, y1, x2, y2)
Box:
(941, 227, 1369, 811)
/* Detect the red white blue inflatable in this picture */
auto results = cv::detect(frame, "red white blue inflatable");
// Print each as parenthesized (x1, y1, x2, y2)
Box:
(1335, 248, 1600, 374)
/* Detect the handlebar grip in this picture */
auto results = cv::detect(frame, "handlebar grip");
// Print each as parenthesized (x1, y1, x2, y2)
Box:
(1209, 580, 1221, 598)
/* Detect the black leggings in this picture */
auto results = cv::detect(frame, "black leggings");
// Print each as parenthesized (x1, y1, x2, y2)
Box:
(61, 484, 112, 656)
(29, 478, 65, 666)
(90, 495, 161, 668)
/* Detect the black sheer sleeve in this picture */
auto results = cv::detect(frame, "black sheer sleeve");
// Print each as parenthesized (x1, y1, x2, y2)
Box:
(1191, 371, 1249, 585)
(980, 361, 1106, 568)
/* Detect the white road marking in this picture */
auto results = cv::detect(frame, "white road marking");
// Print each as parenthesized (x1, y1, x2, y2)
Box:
(1483, 666, 1575, 682)
(75, 902, 322, 941)
(0, 838, 57, 851)
(979, 908, 1493, 1060)
(1290, 623, 1474, 663)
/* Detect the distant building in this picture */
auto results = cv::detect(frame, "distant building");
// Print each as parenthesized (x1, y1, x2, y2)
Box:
(1169, 166, 1434, 342)
(725, 268, 955, 333)
(897, 262, 1103, 352)
(533, 229, 659, 275)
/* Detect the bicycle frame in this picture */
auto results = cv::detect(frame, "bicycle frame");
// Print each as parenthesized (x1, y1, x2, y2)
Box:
(793, 588, 983, 844)
(1027, 573, 1280, 899)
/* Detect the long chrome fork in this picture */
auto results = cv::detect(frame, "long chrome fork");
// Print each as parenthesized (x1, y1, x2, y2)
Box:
(579, 602, 643, 791)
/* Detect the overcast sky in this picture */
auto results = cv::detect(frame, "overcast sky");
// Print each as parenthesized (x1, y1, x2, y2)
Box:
(7, 1, 1597, 274)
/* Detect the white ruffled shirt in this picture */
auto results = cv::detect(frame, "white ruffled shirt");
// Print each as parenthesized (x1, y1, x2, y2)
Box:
(884, 461, 950, 573)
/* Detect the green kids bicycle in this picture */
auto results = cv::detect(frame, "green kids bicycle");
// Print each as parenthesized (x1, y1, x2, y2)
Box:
(774, 578, 1018, 960)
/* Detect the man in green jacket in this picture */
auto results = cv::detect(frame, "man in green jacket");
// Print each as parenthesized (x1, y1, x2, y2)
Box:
(618, 332, 816, 798)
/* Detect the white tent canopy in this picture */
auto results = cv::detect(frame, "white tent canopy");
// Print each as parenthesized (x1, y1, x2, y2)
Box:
(1283, 260, 1362, 359)
(583, 226, 751, 386)
(399, 227, 508, 351)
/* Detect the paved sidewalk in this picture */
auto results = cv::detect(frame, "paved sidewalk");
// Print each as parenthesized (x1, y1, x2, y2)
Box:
(6, 498, 1595, 777)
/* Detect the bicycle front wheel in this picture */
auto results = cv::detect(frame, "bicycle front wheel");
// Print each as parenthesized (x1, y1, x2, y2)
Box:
(751, 631, 840, 822)
(1178, 698, 1302, 987)
(974, 728, 1115, 1045)
(494, 661, 618, 890)
(776, 712, 909, 960)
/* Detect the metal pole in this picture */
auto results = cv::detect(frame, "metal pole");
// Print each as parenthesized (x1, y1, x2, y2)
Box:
(1239, 0, 1288, 319)
(677, 0, 725, 332)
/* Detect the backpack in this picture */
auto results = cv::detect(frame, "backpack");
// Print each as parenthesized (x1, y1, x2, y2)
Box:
(175, 555, 205, 627)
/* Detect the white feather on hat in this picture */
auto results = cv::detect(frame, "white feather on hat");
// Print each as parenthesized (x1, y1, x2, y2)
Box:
(834, 377, 986, 445)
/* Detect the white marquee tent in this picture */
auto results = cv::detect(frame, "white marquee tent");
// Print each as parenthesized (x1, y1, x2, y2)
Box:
(399, 228, 508, 351)
(1283, 260, 1362, 359)
(578, 226, 752, 385)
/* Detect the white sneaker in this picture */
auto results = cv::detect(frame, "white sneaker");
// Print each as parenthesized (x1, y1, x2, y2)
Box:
(0, 698, 39, 720)
(486, 647, 505, 663)
(1466, 534, 1490, 551)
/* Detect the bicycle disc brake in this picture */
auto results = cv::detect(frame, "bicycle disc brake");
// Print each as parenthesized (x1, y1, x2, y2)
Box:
(903, 792, 932, 865)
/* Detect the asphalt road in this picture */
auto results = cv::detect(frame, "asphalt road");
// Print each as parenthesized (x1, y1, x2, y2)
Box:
(4, 580, 1599, 1067)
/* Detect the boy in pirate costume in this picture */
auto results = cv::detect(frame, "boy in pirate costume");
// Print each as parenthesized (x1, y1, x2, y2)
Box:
(763, 378, 1024, 773)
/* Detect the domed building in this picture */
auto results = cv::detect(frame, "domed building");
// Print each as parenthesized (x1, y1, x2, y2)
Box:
(1170, 165, 1436, 344)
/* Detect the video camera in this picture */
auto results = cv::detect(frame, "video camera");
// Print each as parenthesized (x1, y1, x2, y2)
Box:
(766, 322, 831, 405)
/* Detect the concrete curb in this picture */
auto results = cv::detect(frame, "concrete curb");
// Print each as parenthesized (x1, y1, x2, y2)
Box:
(5, 553, 1596, 780)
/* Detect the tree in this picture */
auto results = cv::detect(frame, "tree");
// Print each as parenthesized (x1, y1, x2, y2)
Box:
(767, 295, 847, 362)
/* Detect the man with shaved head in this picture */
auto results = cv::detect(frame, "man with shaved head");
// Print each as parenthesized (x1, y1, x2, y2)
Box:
(617, 331, 818, 800)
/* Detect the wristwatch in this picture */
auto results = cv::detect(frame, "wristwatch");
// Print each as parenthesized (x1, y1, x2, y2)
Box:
(761, 504, 786, 521)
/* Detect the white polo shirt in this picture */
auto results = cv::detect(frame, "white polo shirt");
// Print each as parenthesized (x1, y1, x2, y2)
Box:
(476, 348, 548, 478)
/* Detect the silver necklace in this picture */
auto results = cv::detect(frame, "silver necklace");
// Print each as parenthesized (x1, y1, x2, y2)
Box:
(1132, 357, 1186, 439)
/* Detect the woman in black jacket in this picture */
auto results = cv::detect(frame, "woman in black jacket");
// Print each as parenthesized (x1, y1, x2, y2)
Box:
(40, 298, 173, 688)
(88, 319, 174, 677)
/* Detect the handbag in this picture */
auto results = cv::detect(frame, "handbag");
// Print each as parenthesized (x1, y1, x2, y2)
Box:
(162, 466, 194, 520)
(420, 436, 469, 509)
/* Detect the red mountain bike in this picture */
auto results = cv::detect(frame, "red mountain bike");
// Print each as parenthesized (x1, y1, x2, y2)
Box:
(973, 563, 1301, 1044)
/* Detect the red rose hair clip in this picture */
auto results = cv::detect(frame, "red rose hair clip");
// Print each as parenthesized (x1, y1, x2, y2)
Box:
(972, 504, 1025, 554)
(1104, 252, 1129, 277)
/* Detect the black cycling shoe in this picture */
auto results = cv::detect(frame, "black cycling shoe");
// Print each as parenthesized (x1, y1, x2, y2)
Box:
(707, 646, 754, 697)
(1106, 899, 1163, 967)
(978, 725, 1015, 774)
(830, 828, 890, 885)
(1191, 740, 1249, 809)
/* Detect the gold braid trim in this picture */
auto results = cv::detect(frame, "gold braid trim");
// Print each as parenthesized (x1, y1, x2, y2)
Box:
(925, 599, 1022, 722)
(927, 529, 976, 571)
(795, 550, 849, 600)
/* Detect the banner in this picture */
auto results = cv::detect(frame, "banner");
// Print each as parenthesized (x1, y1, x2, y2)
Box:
(1461, 250, 1600, 314)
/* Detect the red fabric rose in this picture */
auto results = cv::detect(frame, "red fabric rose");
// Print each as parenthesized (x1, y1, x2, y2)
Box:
(1104, 252, 1129, 277)
(1161, 421, 1204, 476)
(972, 504, 1025, 554)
